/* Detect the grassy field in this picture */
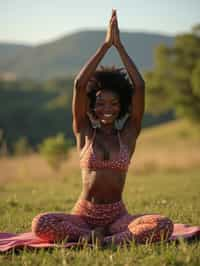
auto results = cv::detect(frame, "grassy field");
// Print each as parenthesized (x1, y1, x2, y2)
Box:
(0, 120, 200, 265)
(0, 120, 200, 182)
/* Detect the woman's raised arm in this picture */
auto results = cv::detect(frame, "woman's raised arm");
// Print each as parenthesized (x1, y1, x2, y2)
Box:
(112, 11, 145, 137)
(72, 11, 115, 134)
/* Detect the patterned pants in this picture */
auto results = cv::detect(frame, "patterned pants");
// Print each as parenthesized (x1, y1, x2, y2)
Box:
(31, 200, 173, 245)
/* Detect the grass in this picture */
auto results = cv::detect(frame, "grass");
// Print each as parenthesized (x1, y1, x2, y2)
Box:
(0, 119, 199, 182)
(0, 119, 200, 265)
(0, 169, 200, 265)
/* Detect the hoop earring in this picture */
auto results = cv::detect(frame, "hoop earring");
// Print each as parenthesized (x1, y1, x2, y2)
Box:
(87, 112, 101, 128)
(115, 113, 130, 130)
(93, 120, 101, 128)
(114, 119, 120, 130)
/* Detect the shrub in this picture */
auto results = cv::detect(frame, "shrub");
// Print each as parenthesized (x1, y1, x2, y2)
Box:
(0, 129, 8, 156)
(39, 133, 72, 170)
(13, 136, 32, 156)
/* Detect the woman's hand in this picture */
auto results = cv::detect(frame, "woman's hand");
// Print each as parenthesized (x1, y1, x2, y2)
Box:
(104, 10, 115, 48)
(104, 9, 122, 49)
(112, 10, 122, 49)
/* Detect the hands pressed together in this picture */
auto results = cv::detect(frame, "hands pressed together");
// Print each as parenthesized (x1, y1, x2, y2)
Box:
(105, 9, 122, 49)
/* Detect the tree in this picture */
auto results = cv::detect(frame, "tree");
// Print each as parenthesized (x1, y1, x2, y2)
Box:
(145, 25, 200, 122)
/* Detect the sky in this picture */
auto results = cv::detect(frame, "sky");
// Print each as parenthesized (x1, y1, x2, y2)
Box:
(1, 0, 200, 45)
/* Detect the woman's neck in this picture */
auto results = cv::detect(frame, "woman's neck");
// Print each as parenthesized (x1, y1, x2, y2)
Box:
(98, 123, 117, 136)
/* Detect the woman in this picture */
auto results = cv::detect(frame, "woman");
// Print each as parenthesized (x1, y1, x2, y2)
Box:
(31, 10, 173, 246)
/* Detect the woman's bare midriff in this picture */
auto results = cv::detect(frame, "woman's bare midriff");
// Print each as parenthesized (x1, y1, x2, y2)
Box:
(79, 168, 127, 204)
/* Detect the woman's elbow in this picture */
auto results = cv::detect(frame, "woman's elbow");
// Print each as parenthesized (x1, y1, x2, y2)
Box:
(74, 78, 80, 90)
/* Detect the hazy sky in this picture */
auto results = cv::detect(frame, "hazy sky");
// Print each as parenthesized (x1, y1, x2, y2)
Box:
(1, 0, 199, 45)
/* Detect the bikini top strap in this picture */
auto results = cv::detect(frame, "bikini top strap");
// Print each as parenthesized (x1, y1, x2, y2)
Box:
(91, 128, 97, 143)
(117, 130, 122, 149)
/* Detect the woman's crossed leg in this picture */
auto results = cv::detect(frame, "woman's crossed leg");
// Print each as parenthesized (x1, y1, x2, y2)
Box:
(31, 212, 173, 245)
(31, 212, 91, 242)
(104, 213, 174, 245)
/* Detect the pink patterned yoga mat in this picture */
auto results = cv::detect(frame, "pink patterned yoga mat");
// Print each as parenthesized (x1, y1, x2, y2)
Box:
(0, 224, 199, 252)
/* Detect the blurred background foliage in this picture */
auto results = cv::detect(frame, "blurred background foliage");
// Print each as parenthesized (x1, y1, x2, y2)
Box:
(145, 24, 200, 121)
(0, 25, 199, 156)
(39, 133, 72, 170)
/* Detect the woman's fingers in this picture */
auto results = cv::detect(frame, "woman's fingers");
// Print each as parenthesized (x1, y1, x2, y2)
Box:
(115, 15, 119, 28)
(112, 9, 116, 16)
(113, 13, 118, 28)
(110, 9, 117, 24)
(113, 9, 118, 23)
(110, 9, 116, 24)
(112, 15, 121, 47)
(110, 19, 115, 43)
(113, 18, 118, 34)
(105, 9, 118, 47)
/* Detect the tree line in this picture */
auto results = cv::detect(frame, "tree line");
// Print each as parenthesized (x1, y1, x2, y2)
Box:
(145, 24, 200, 122)
(0, 25, 199, 155)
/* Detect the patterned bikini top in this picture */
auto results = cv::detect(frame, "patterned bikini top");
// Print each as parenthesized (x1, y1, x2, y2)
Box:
(80, 129, 131, 172)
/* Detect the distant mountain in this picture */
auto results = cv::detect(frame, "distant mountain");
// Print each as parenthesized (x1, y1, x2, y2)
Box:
(0, 31, 174, 80)
(0, 43, 31, 70)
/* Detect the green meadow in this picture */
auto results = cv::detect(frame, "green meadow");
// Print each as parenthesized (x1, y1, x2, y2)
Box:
(0, 120, 200, 265)
(0, 170, 200, 265)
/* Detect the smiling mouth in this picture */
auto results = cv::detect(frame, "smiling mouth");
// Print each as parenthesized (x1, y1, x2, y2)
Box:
(103, 114, 113, 118)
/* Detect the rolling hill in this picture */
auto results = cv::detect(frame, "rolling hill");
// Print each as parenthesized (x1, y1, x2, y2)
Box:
(0, 30, 174, 80)
(0, 43, 31, 70)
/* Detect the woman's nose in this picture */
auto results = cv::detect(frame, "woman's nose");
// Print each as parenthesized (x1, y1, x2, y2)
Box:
(104, 106, 112, 112)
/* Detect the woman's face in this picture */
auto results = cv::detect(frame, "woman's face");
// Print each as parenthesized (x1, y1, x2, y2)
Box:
(94, 89, 121, 124)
